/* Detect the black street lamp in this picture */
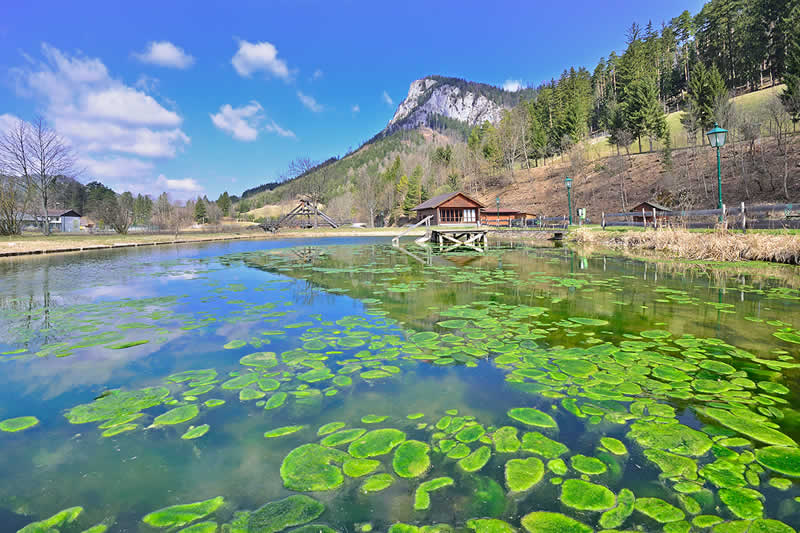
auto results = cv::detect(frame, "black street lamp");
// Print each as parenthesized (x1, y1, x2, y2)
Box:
(706, 123, 728, 220)
(565, 177, 573, 225)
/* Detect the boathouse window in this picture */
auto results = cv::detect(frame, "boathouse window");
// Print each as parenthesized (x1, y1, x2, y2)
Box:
(440, 208, 461, 223)
(463, 209, 476, 223)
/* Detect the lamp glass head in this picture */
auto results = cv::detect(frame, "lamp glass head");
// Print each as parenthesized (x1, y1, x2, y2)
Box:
(565, 177, 572, 189)
(706, 123, 728, 148)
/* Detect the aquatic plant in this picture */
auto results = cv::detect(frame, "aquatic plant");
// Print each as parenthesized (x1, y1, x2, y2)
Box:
(560, 479, 616, 511)
(264, 425, 305, 438)
(505, 457, 544, 492)
(393, 440, 431, 478)
(18, 507, 83, 533)
(520, 512, 592, 533)
(181, 424, 210, 440)
(0, 416, 39, 432)
(153, 405, 199, 426)
(280, 443, 348, 491)
(142, 496, 224, 528)
(414, 477, 454, 510)
(348, 428, 406, 458)
(361, 473, 394, 493)
(507, 408, 557, 428)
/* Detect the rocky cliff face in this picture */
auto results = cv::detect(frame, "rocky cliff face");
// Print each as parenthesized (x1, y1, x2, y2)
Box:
(384, 77, 509, 134)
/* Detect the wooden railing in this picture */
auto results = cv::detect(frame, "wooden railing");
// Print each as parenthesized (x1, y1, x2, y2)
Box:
(602, 203, 800, 231)
(392, 215, 432, 246)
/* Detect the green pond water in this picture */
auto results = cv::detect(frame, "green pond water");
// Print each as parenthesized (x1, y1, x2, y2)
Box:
(1, 237, 800, 533)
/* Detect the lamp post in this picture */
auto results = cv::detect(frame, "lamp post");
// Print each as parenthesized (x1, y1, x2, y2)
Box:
(706, 123, 728, 221)
(565, 177, 573, 225)
(496, 196, 500, 226)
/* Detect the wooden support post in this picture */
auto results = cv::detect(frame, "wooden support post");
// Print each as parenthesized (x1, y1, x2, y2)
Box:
(722, 203, 727, 230)
(741, 202, 746, 233)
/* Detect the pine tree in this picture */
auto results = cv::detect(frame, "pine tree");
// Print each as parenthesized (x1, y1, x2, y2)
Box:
(217, 192, 231, 217)
(403, 166, 424, 214)
(781, 2, 800, 126)
(194, 198, 207, 223)
(687, 63, 729, 136)
(623, 79, 663, 152)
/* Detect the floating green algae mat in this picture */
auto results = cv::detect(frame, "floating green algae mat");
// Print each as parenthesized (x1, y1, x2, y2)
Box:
(181, 424, 210, 440)
(0, 416, 39, 432)
(392, 440, 430, 478)
(361, 473, 394, 493)
(18, 506, 83, 533)
(561, 479, 616, 511)
(153, 405, 200, 426)
(229, 494, 324, 533)
(348, 428, 406, 458)
(755, 446, 800, 477)
(142, 496, 224, 527)
(414, 477, 454, 510)
(505, 457, 544, 492)
(507, 408, 557, 428)
(520, 512, 592, 533)
(264, 425, 305, 438)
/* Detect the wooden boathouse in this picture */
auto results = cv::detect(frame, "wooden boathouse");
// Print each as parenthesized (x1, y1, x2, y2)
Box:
(411, 192, 484, 226)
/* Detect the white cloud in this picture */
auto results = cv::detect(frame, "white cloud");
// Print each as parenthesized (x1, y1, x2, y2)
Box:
(210, 101, 263, 141)
(351, 104, 360, 113)
(264, 120, 295, 138)
(382, 90, 394, 106)
(0, 113, 22, 133)
(79, 155, 154, 179)
(297, 91, 323, 112)
(134, 41, 194, 69)
(85, 87, 181, 126)
(155, 174, 203, 193)
(12, 44, 189, 174)
(312, 69, 323, 80)
(231, 40, 290, 80)
(503, 79, 523, 92)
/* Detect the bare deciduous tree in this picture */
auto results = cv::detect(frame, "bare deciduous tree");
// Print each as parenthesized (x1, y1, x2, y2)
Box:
(0, 117, 77, 235)
(354, 167, 382, 227)
(766, 98, 793, 201)
(0, 174, 30, 235)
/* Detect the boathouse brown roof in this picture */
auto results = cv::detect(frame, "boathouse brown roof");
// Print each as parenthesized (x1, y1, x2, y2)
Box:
(411, 192, 486, 211)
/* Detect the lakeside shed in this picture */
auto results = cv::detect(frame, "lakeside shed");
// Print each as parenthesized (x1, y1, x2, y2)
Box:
(481, 207, 533, 226)
(411, 192, 485, 226)
(631, 201, 671, 225)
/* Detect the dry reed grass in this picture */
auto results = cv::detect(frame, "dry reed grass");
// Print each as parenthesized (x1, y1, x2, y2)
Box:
(571, 227, 800, 265)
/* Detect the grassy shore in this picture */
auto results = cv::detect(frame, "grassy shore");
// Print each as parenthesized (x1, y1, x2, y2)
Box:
(0, 227, 417, 257)
(570, 226, 800, 265)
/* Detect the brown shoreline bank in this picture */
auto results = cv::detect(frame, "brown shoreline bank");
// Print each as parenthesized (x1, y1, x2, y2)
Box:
(569, 227, 800, 265)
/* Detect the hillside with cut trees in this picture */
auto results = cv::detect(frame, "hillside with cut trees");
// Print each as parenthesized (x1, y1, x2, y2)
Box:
(236, 0, 800, 226)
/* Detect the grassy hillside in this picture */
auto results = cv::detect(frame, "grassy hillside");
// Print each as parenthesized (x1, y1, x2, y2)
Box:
(584, 85, 787, 160)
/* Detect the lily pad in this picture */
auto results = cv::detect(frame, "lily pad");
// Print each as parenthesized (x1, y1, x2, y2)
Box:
(458, 445, 492, 472)
(521, 432, 568, 458)
(246, 495, 324, 533)
(361, 473, 394, 493)
(321, 428, 367, 447)
(561, 479, 616, 511)
(143, 496, 225, 528)
(492, 426, 521, 453)
(505, 457, 544, 492)
(348, 428, 406, 458)
(343, 457, 380, 477)
(153, 405, 199, 426)
(181, 424, 210, 440)
(700, 407, 796, 446)
(634, 497, 684, 523)
(600, 437, 628, 455)
(265, 425, 305, 438)
(280, 443, 349, 491)
(0, 416, 39, 433)
(599, 488, 635, 529)
(414, 477, 454, 510)
(508, 408, 557, 428)
(393, 440, 430, 478)
(570, 454, 607, 475)
(18, 507, 83, 533)
(520, 512, 592, 533)
(755, 446, 800, 477)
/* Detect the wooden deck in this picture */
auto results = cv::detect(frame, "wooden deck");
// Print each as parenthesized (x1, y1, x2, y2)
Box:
(429, 229, 488, 252)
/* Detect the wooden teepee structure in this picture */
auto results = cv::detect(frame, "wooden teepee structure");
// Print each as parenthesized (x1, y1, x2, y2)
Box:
(259, 197, 338, 233)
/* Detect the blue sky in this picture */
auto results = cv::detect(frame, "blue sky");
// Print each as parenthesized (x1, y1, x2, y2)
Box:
(0, 0, 705, 201)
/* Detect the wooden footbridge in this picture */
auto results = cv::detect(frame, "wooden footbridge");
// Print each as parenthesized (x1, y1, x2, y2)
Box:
(259, 198, 338, 233)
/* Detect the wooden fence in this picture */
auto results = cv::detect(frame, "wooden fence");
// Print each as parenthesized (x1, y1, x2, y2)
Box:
(602, 203, 800, 231)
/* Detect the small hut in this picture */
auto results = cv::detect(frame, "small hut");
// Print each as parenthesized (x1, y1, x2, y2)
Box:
(411, 192, 485, 226)
(631, 201, 671, 225)
(481, 207, 533, 226)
